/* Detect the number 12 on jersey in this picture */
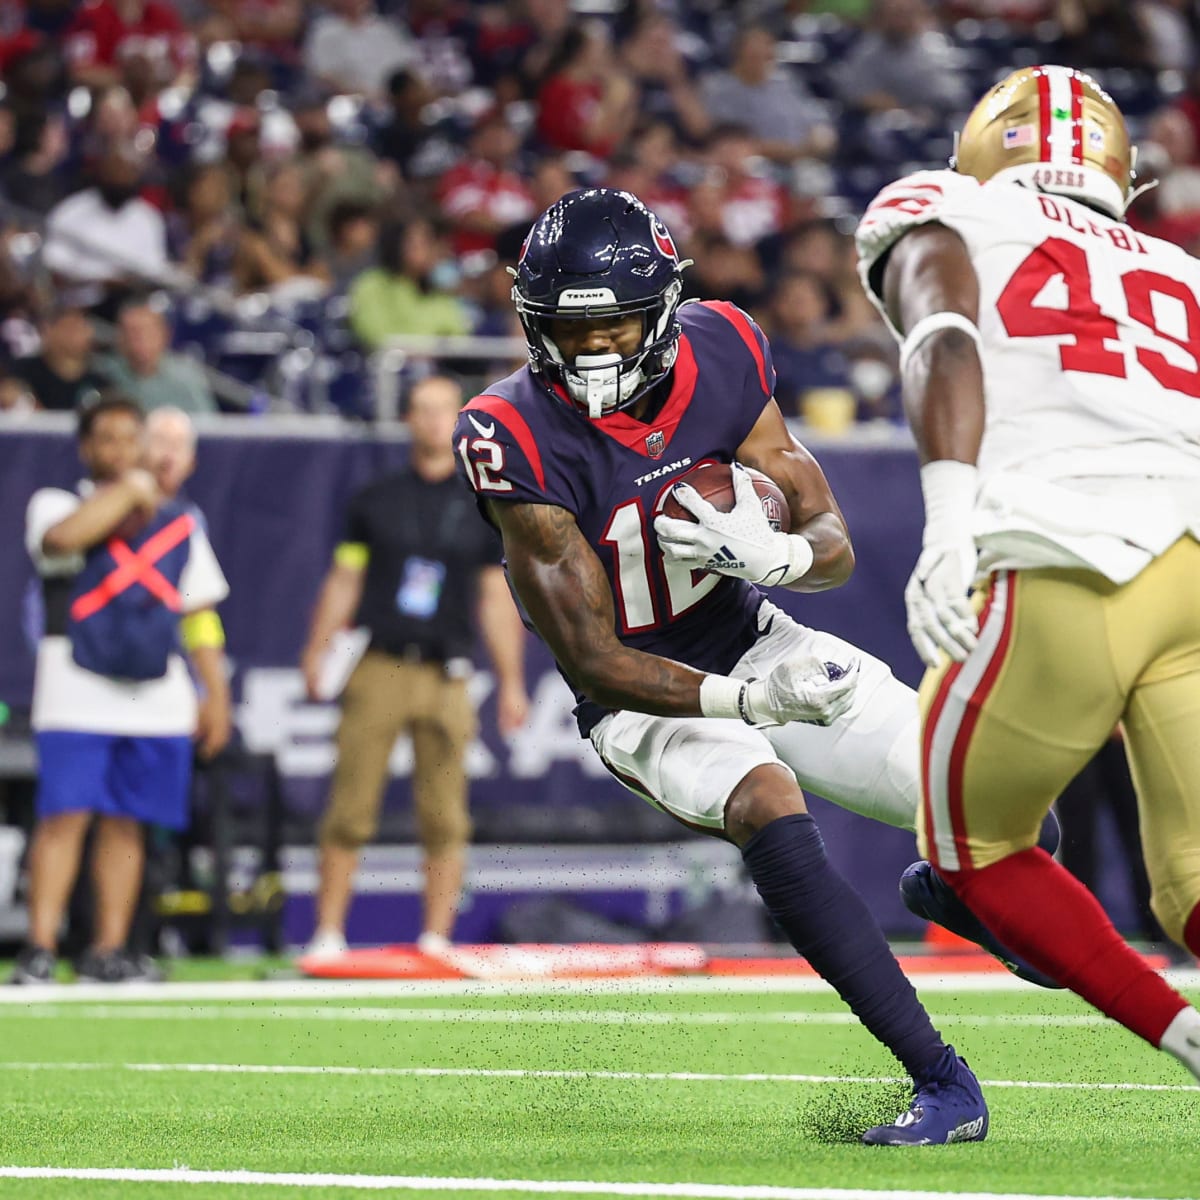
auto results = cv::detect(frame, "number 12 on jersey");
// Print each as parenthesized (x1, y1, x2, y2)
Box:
(601, 499, 719, 633)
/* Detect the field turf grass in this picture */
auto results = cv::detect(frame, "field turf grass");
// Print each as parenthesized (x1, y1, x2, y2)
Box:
(0, 966, 1196, 1199)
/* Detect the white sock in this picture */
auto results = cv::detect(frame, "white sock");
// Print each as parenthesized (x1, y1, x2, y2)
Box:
(1159, 1006, 1200, 1081)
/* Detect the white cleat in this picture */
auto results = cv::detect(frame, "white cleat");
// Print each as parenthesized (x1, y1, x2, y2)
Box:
(416, 932, 452, 957)
(302, 930, 348, 960)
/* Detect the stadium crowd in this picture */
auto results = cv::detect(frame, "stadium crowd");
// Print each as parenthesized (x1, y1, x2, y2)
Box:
(0, 0, 1194, 421)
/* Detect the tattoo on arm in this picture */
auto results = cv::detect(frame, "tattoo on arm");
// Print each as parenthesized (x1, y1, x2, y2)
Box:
(489, 500, 707, 715)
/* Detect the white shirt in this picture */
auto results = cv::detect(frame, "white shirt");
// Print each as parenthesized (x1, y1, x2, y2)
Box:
(303, 14, 415, 95)
(26, 486, 229, 736)
(42, 189, 168, 285)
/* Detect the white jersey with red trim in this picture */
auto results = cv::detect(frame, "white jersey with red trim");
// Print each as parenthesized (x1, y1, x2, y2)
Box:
(857, 169, 1200, 581)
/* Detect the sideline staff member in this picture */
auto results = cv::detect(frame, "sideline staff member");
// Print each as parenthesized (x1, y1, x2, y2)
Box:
(14, 394, 229, 984)
(301, 375, 528, 957)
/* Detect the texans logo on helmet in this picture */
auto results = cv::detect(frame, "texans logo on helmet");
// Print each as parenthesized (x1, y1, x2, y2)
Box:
(518, 231, 531, 263)
(650, 217, 678, 262)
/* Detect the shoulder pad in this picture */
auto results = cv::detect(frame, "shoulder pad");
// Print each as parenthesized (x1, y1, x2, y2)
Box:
(855, 170, 978, 283)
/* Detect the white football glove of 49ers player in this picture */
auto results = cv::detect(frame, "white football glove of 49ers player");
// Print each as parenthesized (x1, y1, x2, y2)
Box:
(905, 461, 980, 667)
(654, 463, 813, 588)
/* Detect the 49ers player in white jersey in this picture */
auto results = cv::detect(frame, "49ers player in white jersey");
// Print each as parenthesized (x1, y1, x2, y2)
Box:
(857, 65, 1200, 1081)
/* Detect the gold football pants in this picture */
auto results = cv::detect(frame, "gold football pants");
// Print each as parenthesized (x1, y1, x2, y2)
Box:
(917, 536, 1200, 946)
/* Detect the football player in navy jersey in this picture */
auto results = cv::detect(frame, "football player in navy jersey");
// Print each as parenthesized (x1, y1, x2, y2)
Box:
(455, 188, 990, 1145)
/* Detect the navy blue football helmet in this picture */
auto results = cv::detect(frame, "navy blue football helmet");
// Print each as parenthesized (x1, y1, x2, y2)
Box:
(511, 188, 688, 418)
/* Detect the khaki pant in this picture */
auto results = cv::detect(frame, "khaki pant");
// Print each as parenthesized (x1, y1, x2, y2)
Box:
(319, 650, 476, 854)
(918, 536, 1200, 944)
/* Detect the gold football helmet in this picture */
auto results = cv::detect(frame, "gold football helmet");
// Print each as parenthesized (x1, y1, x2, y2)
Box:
(954, 65, 1134, 219)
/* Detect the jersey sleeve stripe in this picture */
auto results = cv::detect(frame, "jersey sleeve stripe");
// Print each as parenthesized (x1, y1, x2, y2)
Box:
(700, 300, 771, 398)
(465, 394, 546, 491)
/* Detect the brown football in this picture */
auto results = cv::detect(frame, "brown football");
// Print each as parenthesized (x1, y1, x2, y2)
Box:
(661, 462, 791, 533)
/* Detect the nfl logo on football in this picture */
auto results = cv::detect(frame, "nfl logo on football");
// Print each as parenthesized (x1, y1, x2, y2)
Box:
(645, 430, 666, 458)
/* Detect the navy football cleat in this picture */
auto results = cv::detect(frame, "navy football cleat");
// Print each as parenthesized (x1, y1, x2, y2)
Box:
(862, 1049, 989, 1146)
(900, 860, 1063, 989)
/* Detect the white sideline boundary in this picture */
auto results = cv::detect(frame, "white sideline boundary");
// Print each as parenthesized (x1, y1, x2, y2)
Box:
(0, 969, 1194, 1004)
(2, 1061, 1197, 1093)
(0, 1168, 1178, 1200)
(0, 1005, 1118, 1027)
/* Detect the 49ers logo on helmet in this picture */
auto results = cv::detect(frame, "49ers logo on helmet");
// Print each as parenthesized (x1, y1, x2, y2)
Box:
(650, 216, 678, 261)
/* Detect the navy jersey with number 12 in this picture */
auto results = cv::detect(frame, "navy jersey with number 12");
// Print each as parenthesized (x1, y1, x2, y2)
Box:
(454, 300, 779, 734)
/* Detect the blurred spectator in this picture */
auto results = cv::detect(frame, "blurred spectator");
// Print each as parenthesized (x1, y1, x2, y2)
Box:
(832, 0, 969, 119)
(1135, 0, 1196, 72)
(373, 66, 462, 185)
(101, 300, 217, 414)
(303, 0, 417, 100)
(2, 39, 65, 114)
(167, 162, 239, 287)
(63, 0, 195, 92)
(1056, 0, 1155, 70)
(9, 305, 106, 412)
(679, 231, 765, 313)
(943, 0, 1052, 20)
(759, 271, 853, 418)
(220, 107, 267, 220)
(700, 25, 835, 164)
(0, 110, 69, 216)
(42, 143, 169, 316)
(1133, 107, 1200, 244)
(326, 200, 380, 294)
(511, 0, 572, 95)
(618, 12, 710, 144)
(405, 0, 477, 96)
(535, 21, 638, 159)
(293, 94, 388, 251)
(348, 216, 470, 351)
(195, 0, 304, 69)
(692, 124, 790, 247)
(437, 110, 535, 256)
(233, 160, 331, 298)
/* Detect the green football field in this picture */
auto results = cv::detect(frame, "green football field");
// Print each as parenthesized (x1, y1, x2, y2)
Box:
(0, 967, 1197, 1200)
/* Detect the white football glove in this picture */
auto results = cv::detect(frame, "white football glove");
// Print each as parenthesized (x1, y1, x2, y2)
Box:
(905, 461, 980, 668)
(743, 651, 860, 727)
(653, 463, 812, 587)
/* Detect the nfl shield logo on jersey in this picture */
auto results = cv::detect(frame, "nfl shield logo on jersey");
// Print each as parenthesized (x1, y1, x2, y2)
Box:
(645, 430, 666, 458)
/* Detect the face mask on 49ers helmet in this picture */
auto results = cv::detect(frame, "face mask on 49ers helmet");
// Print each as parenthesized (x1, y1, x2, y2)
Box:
(511, 188, 689, 419)
(953, 65, 1139, 219)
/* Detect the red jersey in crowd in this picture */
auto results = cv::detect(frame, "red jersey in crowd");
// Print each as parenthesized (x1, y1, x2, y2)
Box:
(65, 0, 194, 72)
(438, 159, 534, 255)
(536, 75, 614, 158)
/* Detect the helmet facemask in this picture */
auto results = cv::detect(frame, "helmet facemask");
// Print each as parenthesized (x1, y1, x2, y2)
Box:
(513, 277, 684, 419)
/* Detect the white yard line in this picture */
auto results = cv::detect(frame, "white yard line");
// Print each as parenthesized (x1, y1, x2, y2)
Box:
(0, 1004, 1124, 1026)
(0, 1167, 1179, 1200)
(0, 970, 1192, 1004)
(2, 1061, 1197, 1093)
